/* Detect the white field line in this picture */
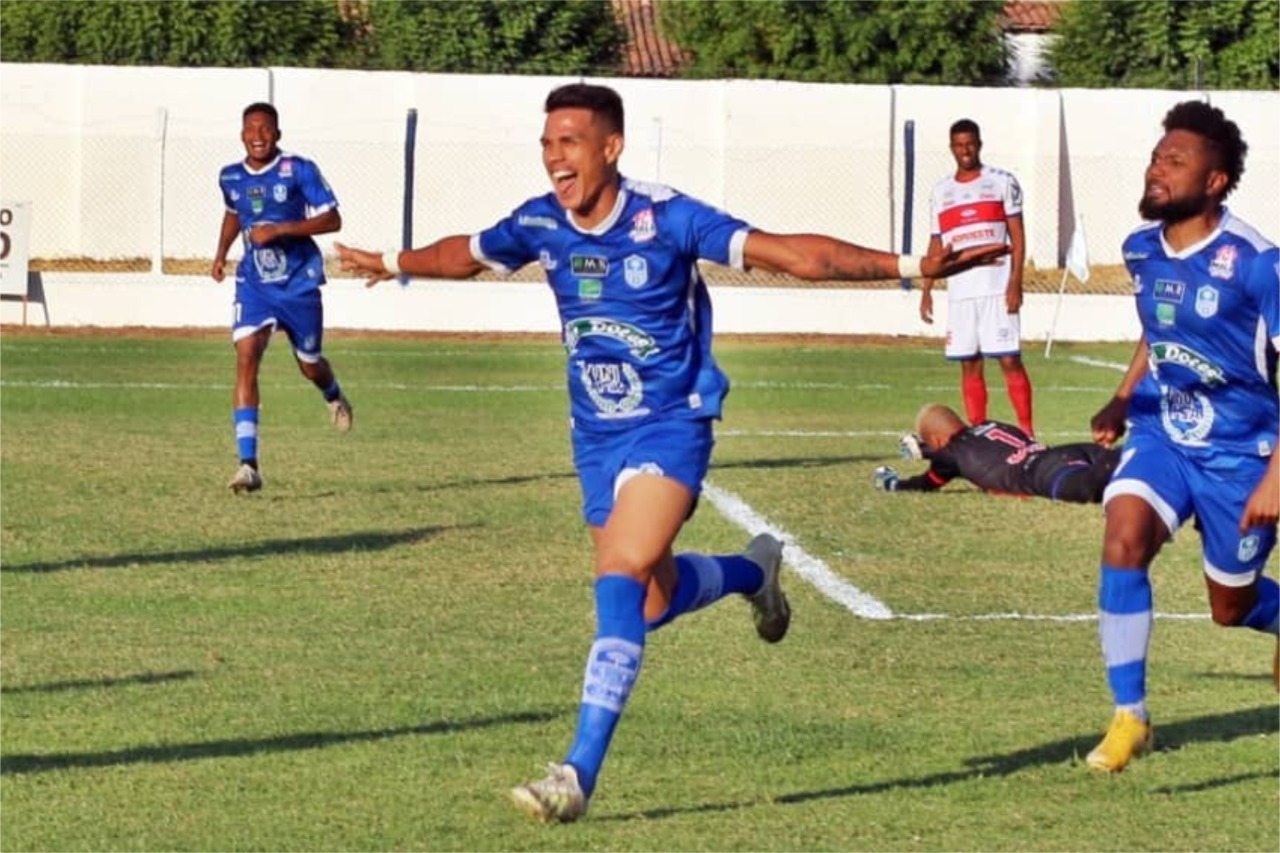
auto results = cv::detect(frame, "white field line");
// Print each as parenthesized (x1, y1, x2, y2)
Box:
(702, 481, 895, 620)
(703, 480, 1208, 623)
(1070, 355, 1128, 372)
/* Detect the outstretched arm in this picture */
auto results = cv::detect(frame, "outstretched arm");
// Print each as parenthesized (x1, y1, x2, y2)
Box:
(742, 231, 1008, 282)
(336, 236, 485, 287)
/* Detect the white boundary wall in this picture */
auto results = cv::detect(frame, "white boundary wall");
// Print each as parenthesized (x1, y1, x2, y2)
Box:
(1, 63, 1276, 340)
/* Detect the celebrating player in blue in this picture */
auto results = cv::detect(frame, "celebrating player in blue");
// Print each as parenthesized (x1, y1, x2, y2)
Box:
(1086, 101, 1280, 772)
(337, 83, 1006, 822)
(212, 102, 353, 494)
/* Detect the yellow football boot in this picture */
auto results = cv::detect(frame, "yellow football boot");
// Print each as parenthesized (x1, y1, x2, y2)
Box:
(1086, 709, 1153, 772)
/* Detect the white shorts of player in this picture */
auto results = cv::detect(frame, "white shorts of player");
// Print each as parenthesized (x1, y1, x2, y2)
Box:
(945, 294, 1021, 359)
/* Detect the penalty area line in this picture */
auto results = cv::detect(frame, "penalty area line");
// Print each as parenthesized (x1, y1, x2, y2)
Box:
(703, 481, 1207, 623)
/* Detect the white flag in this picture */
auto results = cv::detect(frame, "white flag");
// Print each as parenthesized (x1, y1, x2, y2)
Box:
(1065, 214, 1090, 283)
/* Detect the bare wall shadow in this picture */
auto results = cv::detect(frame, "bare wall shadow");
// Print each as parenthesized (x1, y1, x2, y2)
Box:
(1, 708, 562, 776)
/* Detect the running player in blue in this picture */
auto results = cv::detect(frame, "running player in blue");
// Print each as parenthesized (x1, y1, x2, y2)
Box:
(1086, 100, 1280, 772)
(211, 102, 353, 494)
(337, 83, 1006, 822)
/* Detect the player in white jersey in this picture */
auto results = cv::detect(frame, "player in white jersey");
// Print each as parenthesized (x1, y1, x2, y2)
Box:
(919, 120, 1035, 436)
(335, 84, 1007, 822)
(1086, 101, 1279, 773)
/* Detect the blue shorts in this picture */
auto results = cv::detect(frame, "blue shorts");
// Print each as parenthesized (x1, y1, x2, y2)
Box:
(233, 284, 325, 363)
(1103, 432, 1276, 586)
(572, 418, 715, 527)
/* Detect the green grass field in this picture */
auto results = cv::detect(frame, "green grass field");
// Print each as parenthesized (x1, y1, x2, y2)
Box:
(1, 330, 1276, 852)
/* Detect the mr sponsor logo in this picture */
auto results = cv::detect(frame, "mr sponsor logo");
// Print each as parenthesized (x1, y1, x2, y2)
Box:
(571, 255, 609, 277)
(1153, 279, 1185, 303)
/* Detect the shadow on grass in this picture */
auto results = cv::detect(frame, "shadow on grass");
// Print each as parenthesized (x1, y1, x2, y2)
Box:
(714, 454, 880, 471)
(597, 704, 1279, 821)
(2, 525, 461, 574)
(0, 708, 562, 776)
(397, 454, 876, 495)
(2, 669, 198, 695)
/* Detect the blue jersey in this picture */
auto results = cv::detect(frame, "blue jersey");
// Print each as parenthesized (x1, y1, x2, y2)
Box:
(473, 178, 751, 433)
(219, 152, 337, 293)
(1122, 209, 1280, 467)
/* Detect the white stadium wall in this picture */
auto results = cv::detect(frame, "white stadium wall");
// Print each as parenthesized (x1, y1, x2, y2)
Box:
(1, 63, 1277, 338)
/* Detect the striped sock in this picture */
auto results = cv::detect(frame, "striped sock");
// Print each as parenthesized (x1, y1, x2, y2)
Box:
(564, 574, 646, 798)
(1098, 563, 1153, 717)
(646, 553, 764, 631)
(233, 406, 259, 466)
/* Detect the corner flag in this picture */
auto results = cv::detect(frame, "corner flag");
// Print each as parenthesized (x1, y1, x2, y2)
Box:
(1065, 214, 1090, 284)
(1045, 214, 1090, 358)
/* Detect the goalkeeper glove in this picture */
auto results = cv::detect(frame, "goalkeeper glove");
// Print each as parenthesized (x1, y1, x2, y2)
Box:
(873, 465, 900, 492)
(898, 433, 924, 461)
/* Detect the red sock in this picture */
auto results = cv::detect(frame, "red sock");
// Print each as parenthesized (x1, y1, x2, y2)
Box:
(961, 374, 988, 424)
(1006, 368, 1034, 435)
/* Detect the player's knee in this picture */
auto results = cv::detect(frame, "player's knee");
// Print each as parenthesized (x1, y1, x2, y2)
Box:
(1101, 532, 1158, 569)
(1208, 600, 1250, 627)
(594, 543, 656, 580)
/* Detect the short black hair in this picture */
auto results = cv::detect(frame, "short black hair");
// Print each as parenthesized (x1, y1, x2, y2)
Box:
(545, 84, 624, 136)
(1162, 100, 1247, 199)
(243, 102, 279, 126)
(950, 118, 980, 139)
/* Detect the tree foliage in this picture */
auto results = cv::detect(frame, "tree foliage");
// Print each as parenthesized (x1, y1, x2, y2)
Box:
(0, 0, 622, 75)
(0, 0, 357, 67)
(368, 0, 623, 74)
(658, 0, 1009, 85)
(1047, 0, 1279, 90)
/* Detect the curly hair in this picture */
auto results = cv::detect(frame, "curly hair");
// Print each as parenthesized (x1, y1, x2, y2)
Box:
(1162, 100, 1247, 199)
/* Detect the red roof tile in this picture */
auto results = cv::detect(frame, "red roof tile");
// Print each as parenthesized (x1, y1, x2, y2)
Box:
(613, 1, 1064, 78)
(999, 1, 1064, 33)
(612, 0, 688, 78)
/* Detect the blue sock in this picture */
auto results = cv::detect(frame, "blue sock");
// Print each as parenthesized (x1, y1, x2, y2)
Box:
(233, 407, 259, 466)
(564, 574, 646, 799)
(1098, 564, 1153, 709)
(1239, 575, 1280, 632)
(647, 553, 764, 631)
(319, 378, 341, 403)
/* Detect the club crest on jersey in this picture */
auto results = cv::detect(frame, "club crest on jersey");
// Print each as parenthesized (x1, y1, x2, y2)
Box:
(1154, 279, 1185, 303)
(1194, 285, 1219, 319)
(623, 255, 648, 288)
(630, 208, 656, 243)
(1208, 244, 1237, 280)
(1237, 533, 1261, 563)
(1160, 386, 1214, 446)
(279, 159, 293, 178)
(273, 184, 288, 203)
